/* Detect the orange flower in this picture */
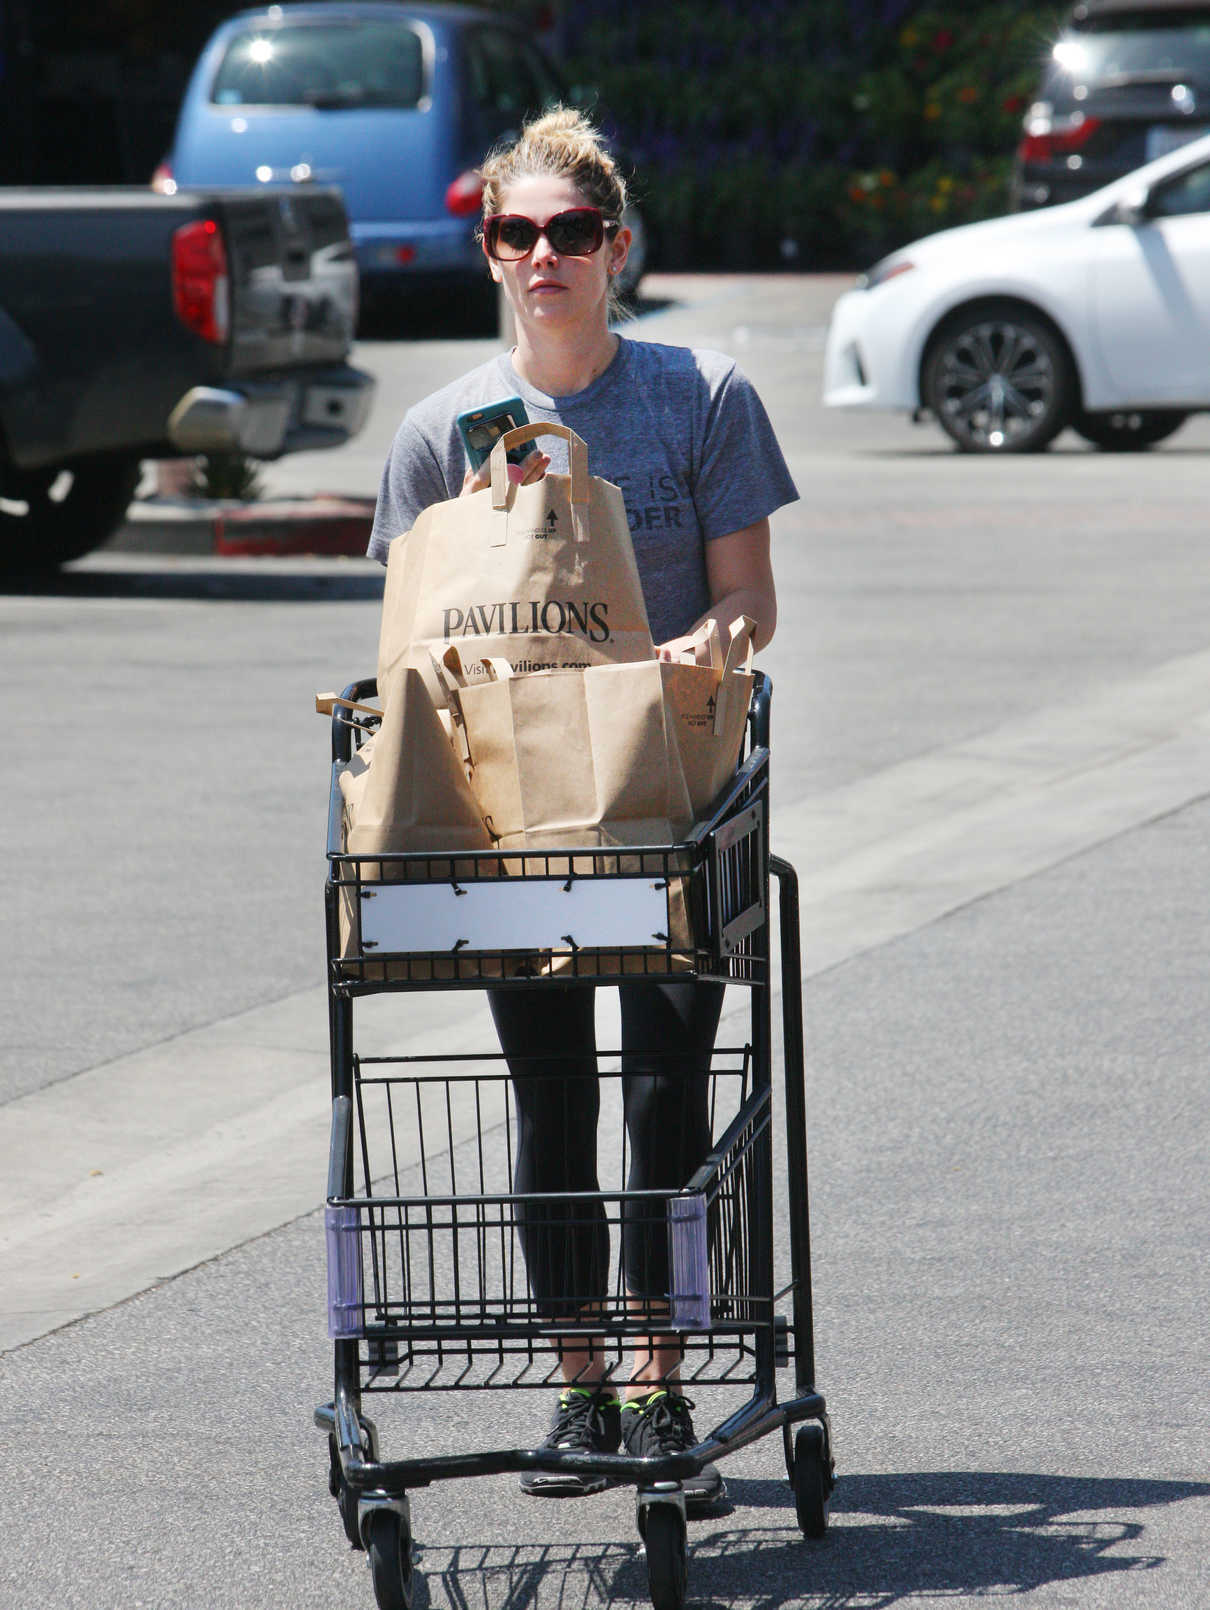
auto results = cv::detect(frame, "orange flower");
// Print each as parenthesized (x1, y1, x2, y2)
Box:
(924, 102, 941, 120)
(958, 85, 979, 104)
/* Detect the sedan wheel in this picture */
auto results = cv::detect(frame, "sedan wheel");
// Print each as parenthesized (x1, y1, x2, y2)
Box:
(923, 305, 1074, 453)
(1072, 409, 1188, 451)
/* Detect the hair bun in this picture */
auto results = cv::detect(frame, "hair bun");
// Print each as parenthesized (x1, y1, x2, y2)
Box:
(479, 103, 628, 225)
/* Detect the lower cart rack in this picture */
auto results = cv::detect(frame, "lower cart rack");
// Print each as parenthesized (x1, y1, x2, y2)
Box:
(326, 1055, 770, 1385)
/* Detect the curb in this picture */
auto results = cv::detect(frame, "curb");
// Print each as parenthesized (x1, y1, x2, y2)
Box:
(109, 496, 376, 559)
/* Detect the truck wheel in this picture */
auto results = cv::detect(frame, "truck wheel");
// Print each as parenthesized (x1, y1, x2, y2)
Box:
(0, 457, 142, 575)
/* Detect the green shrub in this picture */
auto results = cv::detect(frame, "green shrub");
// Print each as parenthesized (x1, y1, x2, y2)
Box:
(494, 0, 1067, 269)
(188, 452, 263, 501)
(835, 6, 1066, 260)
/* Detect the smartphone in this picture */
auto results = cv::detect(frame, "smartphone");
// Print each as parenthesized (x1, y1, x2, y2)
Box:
(456, 397, 539, 471)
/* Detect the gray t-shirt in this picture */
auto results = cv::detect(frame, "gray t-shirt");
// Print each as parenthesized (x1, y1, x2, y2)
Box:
(368, 336, 798, 644)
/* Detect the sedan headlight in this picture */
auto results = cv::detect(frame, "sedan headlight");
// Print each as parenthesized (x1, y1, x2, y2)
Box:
(856, 256, 916, 290)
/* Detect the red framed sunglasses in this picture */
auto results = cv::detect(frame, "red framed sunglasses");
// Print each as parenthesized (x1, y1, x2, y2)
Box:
(483, 207, 619, 262)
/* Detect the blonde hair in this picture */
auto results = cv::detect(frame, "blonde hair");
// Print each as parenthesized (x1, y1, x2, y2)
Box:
(479, 105, 628, 224)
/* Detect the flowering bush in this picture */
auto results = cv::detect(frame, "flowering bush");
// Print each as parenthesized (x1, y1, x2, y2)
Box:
(836, 5, 1065, 259)
(490, 1, 1067, 269)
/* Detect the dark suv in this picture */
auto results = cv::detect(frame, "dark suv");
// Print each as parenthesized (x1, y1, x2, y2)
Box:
(1011, 0, 1210, 208)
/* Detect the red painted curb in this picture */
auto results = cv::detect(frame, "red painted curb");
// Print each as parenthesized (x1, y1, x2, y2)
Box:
(212, 498, 375, 558)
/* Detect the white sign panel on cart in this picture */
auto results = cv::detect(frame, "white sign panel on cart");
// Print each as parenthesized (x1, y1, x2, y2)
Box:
(358, 875, 670, 955)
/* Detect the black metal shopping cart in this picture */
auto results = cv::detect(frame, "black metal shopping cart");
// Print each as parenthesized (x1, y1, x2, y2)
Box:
(315, 672, 833, 1610)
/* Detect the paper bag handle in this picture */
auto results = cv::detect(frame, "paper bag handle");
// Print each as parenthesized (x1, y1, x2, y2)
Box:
(712, 616, 757, 736)
(723, 615, 756, 679)
(681, 618, 724, 671)
(316, 690, 381, 719)
(489, 423, 590, 542)
(431, 644, 468, 689)
(428, 649, 474, 770)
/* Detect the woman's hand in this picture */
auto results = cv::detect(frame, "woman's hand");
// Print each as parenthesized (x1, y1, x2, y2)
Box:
(460, 452, 550, 496)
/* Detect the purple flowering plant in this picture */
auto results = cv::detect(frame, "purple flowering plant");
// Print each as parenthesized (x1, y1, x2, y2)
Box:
(491, 1, 1066, 269)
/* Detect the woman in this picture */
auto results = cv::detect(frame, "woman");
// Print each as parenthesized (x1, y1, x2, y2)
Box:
(369, 106, 797, 1509)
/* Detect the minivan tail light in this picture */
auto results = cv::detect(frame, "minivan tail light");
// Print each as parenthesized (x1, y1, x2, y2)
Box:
(1020, 112, 1102, 165)
(172, 218, 230, 344)
(445, 169, 483, 217)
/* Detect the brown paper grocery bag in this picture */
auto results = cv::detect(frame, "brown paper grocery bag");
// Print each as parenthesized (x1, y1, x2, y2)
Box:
(451, 657, 695, 848)
(660, 616, 756, 818)
(334, 664, 495, 979)
(378, 424, 654, 708)
(338, 665, 492, 859)
(432, 649, 703, 971)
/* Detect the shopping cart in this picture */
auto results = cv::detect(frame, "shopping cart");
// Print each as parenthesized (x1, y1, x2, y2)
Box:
(314, 671, 833, 1610)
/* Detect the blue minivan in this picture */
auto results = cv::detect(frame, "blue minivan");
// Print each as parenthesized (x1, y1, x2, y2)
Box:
(156, 2, 646, 303)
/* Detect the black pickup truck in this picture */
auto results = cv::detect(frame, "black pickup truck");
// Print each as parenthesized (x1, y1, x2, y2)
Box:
(0, 185, 374, 573)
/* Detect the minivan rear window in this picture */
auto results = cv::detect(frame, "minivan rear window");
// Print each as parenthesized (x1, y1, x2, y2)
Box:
(1043, 12, 1210, 104)
(211, 21, 426, 109)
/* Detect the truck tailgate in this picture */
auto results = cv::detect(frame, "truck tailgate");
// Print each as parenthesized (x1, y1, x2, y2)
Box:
(0, 186, 369, 470)
(212, 187, 359, 375)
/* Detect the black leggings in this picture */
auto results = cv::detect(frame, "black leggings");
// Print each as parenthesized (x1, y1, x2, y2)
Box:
(489, 981, 725, 1315)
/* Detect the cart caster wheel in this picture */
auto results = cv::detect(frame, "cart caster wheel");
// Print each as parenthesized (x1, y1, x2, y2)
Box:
(792, 1423, 832, 1539)
(643, 1503, 687, 1610)
(366, 1507, 414, 1610)
(338, 1481, 363, 1550)
(328, 1435, 364, 1550)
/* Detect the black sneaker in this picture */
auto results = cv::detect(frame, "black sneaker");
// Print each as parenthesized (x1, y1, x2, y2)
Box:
(620, 1390, 725, 1512)
(520, 1386, 622, 1497)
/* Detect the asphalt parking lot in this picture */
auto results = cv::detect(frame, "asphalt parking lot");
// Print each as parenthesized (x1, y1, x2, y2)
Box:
(2, 273, 1207, 1610)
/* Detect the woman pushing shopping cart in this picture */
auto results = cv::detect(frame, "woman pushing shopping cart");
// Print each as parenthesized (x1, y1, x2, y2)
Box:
(315, 105, 833, 1610)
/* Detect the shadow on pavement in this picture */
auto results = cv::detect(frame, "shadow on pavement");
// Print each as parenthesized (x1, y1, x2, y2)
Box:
(357, 283, 499, 341)
(852, 441, 1208, 459)
(409, 1471, 1208, 1608)
(3, 563, 384, 603)
(357, 285, 679, 342)
(617, 292, 679, 323)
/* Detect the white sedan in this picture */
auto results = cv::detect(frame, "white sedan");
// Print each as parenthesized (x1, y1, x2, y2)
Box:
(823, 131, 1210, 452)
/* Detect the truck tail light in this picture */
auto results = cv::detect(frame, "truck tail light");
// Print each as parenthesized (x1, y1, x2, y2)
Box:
(172, 218, 230, 345)
(1019, 111, 1102, 165)
(445, 169, 483, 217)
